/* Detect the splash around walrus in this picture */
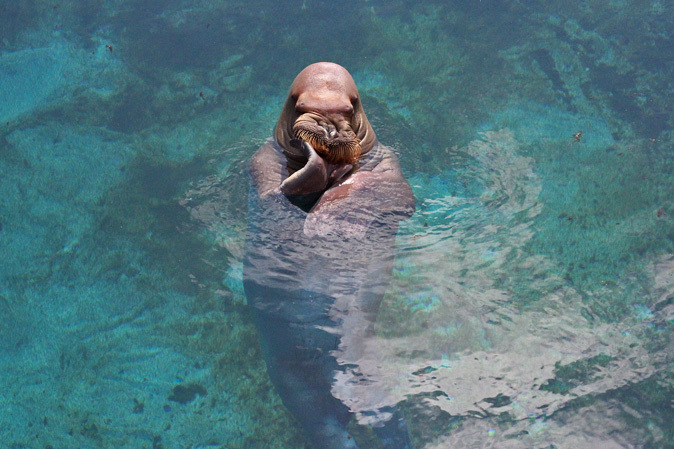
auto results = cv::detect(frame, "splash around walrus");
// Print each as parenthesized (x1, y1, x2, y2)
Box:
(243, 62, 415, 448)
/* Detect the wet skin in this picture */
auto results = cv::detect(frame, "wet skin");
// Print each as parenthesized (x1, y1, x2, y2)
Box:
(243, 62, 415, 449)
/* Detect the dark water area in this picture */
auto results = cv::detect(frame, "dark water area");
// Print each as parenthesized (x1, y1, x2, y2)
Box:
(0, 0, 673, 448)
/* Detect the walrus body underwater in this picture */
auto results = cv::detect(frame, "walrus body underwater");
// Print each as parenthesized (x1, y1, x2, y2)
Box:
(243, 62, 415, 449)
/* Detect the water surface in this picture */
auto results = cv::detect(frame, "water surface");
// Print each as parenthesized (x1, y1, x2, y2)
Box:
(0, 1, 672, 448)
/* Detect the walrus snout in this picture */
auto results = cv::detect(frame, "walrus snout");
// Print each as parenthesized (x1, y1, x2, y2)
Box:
(292, 114, 361, 164)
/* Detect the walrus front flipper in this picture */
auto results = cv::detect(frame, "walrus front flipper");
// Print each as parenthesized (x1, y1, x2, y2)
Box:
(279, 139, 328, 195)
(280, 139, 353, 197)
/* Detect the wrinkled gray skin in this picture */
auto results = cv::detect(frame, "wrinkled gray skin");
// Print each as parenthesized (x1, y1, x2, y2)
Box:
(243, 63, 415, 449)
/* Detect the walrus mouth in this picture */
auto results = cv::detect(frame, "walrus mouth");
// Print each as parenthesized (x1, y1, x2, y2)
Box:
(292, 122, 361, 164)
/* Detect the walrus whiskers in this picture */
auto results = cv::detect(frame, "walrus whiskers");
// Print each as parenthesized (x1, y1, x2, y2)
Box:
(293, 128, 361, 164)
(293, 128, 329, 152)
(328, 139, 361, 164)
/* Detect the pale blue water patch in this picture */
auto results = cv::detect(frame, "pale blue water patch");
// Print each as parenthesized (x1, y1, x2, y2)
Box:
(481, 100, 615, 149)
(0, 46, 66, 122)
(352, 69, 414, 122)
(0, 124, 135, 282)
(0, 39, 128, 124)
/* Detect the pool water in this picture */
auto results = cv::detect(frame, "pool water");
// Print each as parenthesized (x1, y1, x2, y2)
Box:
(0, 1, 672, 448)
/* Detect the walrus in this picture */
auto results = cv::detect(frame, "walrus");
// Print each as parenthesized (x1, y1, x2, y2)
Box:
(243, 62, 415, 449)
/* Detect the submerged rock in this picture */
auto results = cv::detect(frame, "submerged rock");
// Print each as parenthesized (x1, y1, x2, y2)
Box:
(168, 383, 208, 404)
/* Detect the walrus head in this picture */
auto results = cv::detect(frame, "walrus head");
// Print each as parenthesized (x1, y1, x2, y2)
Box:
(274, 62, 376, 165)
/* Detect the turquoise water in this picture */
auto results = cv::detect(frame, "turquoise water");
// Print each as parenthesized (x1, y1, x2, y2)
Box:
(1, 1, 672, 448)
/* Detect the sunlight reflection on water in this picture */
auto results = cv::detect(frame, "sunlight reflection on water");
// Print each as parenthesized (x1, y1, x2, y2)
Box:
(331, 127, 674, 447)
